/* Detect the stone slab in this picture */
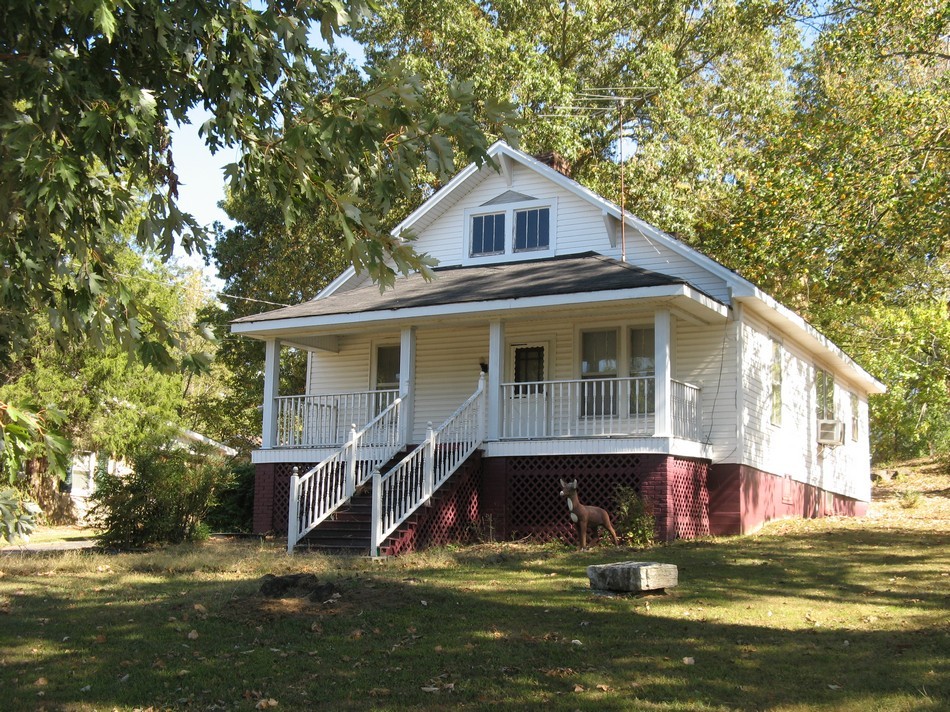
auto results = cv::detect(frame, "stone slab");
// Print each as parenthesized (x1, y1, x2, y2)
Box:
(587, 561, 678, 592)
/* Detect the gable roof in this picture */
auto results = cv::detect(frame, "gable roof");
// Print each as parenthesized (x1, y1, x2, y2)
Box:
(232, 252, 720, 325)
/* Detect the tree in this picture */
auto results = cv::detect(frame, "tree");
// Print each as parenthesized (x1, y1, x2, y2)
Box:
(1, 1, 512, 536)
(1, 1, 510, 364)
(694, 0, 950, 459)
(0, 241, 215, 519)
(352, 0, 798, 240)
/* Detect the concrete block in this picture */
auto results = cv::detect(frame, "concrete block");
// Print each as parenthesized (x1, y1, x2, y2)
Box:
(587, 561, 678, 592)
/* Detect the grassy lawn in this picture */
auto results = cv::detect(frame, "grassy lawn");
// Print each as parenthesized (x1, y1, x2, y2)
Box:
(1, 464, 947, 711)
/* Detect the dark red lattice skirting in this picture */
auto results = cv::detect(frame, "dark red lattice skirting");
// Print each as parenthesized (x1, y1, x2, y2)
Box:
(255, 452, 713, 545)
(381, 453, 483, 556)
(479, 453, 711, 543)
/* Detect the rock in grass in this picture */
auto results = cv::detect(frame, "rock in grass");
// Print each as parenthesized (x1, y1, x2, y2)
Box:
(586, 561, 678, 592)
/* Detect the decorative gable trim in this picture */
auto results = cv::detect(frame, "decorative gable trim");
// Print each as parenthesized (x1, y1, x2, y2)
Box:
(481, 190, 536, 206)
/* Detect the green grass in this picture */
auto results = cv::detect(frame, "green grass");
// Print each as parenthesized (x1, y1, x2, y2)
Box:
(1, 465, 947, 711)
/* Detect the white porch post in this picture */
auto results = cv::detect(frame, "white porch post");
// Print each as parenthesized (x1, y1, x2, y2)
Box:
(487, 319, 505, 440)
(654, 309, 672, 437)
(262, 338, 281, 448)
(399, 326, 417, 444)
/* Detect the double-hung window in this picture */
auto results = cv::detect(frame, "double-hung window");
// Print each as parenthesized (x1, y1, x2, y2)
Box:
(581, 330, 618, 416)
(771, 341, 783, 426)
(629, 327, 655, 414)
(816, 368, 834, 420)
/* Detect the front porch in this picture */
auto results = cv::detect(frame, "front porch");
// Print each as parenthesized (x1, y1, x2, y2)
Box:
(262, 375, 702, 456)
(242, 302, 726, 552)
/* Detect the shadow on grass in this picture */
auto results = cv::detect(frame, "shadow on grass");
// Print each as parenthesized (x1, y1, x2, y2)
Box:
(1, 527, 947, 711)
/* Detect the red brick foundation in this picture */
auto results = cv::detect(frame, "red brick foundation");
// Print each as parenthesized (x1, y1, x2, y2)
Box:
(708, 463, 868, 536)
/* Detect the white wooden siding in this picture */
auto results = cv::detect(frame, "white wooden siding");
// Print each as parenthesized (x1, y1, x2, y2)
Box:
(304, 312, 737, 452)
(675, 321, 738, 463)
(739, 313, 872, 501)
(307, 333, 379, 396)
(412, 163, 731, 302)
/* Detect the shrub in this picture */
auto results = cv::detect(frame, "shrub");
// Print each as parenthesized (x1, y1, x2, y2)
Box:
(612, 485, 656, 547)
(204, 463, 256, 532)
(91, 443, 233, 548)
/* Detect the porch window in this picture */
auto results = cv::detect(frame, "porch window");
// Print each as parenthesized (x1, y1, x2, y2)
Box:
(629, 327, 655, 414)
(514, 207, 550, 252)
(470, 212, 506, 256)
(581, 330, 617, 416)
(816, 367, 834, 419)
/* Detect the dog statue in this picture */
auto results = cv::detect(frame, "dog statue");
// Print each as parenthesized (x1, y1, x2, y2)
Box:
(559, 479, 619, 549)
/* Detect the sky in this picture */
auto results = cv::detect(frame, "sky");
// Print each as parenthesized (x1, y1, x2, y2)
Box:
(169, 35, 367, 291)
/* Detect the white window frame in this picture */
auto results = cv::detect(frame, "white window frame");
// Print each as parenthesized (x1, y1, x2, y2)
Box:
(462, 197, 557, 265)
(771, 340, 783, 427)
(370, 340, 401, 391)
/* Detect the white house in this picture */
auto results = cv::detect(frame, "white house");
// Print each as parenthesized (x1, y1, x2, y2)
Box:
(231, 142, 885, 555)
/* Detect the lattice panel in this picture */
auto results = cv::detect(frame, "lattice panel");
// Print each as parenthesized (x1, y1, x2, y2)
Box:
(272, 463, 317, 535)
(383, 455, 482, 556)
(667, 457, 711, 539)
(506, 454, 651, 544)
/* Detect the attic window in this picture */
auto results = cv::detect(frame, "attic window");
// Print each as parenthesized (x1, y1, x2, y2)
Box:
(463, 197, 557, 264)
(514, 208, 550, 252)
(471, 213, 506, 256)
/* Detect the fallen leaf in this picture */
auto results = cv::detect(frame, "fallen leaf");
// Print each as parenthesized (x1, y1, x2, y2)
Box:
(828, 684, 841, 690)
(368, 688, 391, 697)
(255, 698, 278, 709)
(571, 639, 583, 646)
(35, 677, 48, 686)
(94, 634, 107, 644)
(193, 604, 207, 614)
(683, 657, 695, 665)
(573, 684, 585, 692)
(421, 686, 440, 693)
(596, 684, 611, 692)
(187, 630, 199, 640)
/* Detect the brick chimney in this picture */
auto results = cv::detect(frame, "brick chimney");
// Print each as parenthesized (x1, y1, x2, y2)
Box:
(533, 151, 572, 178)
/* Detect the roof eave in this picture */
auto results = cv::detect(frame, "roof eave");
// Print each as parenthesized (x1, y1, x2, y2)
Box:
(230, 283, 728, 337)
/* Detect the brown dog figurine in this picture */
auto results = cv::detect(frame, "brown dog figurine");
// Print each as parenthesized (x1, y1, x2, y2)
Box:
(559, 479, 619, 548)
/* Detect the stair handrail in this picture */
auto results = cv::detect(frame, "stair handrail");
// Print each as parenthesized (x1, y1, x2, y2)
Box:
(288, 395, 404, 553)
(371, 374, 486, 556)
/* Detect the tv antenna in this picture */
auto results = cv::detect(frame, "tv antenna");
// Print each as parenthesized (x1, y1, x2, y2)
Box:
(540, 87, 658, 262)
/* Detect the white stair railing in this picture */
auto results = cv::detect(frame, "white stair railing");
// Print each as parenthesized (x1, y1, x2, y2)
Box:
(287, 396, 403, 552)
(371, 375, 486, 556)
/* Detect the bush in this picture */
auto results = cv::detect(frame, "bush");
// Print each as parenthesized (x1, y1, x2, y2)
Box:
(91, 443, 233, 548)
(613, 485, 656, 548)
(204, 463, 255, 532)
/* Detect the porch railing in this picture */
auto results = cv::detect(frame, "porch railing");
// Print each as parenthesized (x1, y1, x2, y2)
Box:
(275, 389, 399, 448)
(500, 376, 701, 440)
(671, 379, 702, 440)
(287, 396, 404, 552)
(371, 375, 486, 556)
(501, 376, 657, 438)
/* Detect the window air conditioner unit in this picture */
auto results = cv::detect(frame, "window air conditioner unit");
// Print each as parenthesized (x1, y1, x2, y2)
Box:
(817, 419, 845, 446)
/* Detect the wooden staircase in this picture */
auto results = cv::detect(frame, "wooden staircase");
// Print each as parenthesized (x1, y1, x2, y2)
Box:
(294, 449, 483, 556)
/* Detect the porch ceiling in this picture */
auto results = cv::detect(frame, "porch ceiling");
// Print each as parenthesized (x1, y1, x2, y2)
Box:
(232, 252, 729, 339)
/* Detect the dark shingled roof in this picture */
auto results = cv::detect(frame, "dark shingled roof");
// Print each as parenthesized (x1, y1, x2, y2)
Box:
(232, 252, 693, 324)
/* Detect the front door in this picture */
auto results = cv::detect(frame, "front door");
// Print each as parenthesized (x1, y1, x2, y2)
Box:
(507, 342, 549, 438)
